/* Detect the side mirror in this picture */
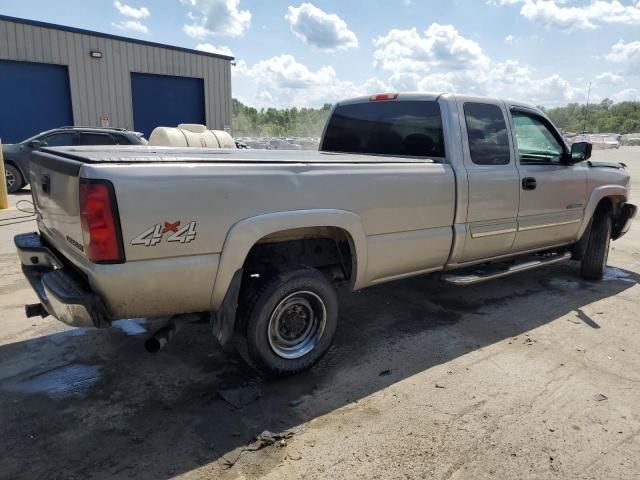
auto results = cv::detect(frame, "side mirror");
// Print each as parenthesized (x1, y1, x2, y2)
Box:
(28, 140, 43, 149)
(569, 141, 592, 163)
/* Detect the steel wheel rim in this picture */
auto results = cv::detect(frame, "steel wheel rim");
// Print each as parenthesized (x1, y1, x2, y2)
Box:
(268, 290, 327, 359)
(5, 169, 15, 189)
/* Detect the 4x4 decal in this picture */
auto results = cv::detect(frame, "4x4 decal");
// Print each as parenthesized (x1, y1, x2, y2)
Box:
(131, 221, 197, 247)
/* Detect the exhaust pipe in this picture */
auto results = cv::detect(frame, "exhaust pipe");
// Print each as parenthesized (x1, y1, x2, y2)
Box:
(144, 313, 201, 353)
(25, 303, 49, 319)
(144, 324, 178, 353)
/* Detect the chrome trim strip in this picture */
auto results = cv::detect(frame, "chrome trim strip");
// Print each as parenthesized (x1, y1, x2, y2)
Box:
(518, 218, 581, 232)
(470, 227, 517, 239)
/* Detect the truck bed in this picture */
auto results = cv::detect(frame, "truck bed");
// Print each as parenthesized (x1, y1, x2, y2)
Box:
(42, 146, 440, 165)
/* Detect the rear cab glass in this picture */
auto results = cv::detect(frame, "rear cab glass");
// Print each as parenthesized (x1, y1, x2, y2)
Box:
(321, 100, 445, 159)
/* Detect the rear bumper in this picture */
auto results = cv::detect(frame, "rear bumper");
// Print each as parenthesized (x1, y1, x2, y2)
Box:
(613, 203, 637, 240)
(15, 232, 111, 328)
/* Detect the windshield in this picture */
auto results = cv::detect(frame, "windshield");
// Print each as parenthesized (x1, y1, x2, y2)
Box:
(321, 100, 445, 159)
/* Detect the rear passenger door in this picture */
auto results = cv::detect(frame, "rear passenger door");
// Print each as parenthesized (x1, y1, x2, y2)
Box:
(509, 108, 587, 252)
(458, 99, 519, 262)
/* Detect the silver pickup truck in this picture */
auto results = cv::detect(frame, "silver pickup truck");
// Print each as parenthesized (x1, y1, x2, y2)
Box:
(15, 93, 636, 376)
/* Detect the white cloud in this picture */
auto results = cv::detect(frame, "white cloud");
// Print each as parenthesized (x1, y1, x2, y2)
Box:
(181, 0, 251, 38)
(195, 43, 234, 56)
(517, 1, 640, 30)
(606, 40, 640, 74)
(113, 1, 150, 19)
(111, 20, 149, 34)
(487, 0, 526, 5)
(372, 23, 585, 105)
(235, 20, 630, 109)
(233, 54, 388, 108)
(504, 34, 516, 43)
(596, 71, 625, 84)
(611, 87, 639, 101)
(285, 3, 358, 51)
(373, 23, 490, 74)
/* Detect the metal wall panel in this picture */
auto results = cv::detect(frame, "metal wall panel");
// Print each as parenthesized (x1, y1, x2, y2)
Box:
(130, 72, 206, 138)
(0, 60, 74, 142)
(0, 17, 232, 135)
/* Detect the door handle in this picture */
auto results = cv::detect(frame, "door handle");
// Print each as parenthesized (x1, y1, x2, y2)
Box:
(522, 177, 537, 191)
(41, 175, 50, 195)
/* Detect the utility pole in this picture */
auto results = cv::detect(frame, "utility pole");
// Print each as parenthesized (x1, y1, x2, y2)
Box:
(582, 82, 592, 133)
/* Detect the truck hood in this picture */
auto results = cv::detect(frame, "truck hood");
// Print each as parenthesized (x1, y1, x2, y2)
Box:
(588, 160, 627, 170)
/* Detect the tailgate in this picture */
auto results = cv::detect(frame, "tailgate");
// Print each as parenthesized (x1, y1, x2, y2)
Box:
(30, 150, 86, 263)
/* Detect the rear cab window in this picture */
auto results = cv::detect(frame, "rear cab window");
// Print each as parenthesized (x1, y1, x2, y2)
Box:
(321, 100, 445, 159)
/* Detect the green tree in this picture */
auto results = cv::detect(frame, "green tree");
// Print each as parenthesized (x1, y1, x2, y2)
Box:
(546, 100, 640, 134)
(232, 99, 333, 137)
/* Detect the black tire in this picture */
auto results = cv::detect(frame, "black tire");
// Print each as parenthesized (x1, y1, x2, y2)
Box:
(239, 266, 338, 377)
(580, 212, 612, 281)
(4, 163, 24, 194)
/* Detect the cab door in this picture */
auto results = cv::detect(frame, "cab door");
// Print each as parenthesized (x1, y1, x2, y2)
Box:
(457, 99, 520, 262)
(509, 107, 588, 252)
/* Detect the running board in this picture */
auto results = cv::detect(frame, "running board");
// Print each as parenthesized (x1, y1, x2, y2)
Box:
(441, 251, 572, 286)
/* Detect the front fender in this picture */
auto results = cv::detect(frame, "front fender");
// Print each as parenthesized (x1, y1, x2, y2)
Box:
(576, 185, 628, 239)
(209, 209, 368, 311)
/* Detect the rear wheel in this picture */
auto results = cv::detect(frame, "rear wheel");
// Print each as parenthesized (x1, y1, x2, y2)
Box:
(4, 164, 23, 194)
(580, 212, 612, 281)
(239, 266, 338, 376)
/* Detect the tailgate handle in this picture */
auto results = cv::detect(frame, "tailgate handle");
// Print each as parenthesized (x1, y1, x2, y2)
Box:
(41, 175, 50, 195)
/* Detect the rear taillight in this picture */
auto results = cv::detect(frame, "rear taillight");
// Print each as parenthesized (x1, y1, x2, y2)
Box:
(79, 179, 124, 263)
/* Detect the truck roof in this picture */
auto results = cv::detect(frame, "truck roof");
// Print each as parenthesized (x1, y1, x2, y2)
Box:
(336, 92, 539, 111)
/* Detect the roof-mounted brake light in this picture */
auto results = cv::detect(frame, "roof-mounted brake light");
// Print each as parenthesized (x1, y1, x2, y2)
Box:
(369, 93, 399, 101)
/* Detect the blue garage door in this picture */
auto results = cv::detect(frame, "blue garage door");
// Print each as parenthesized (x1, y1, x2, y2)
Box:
(0, 60, 73, 144)
(131, 73, 206, 138)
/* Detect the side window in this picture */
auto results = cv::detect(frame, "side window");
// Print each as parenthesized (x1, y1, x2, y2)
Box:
(41, 133, 77, 147)
(111, 133, 132, 145)
(512, 112, 565, 164)
(78, 133, 116, 146)
(464, 103, 510, 165)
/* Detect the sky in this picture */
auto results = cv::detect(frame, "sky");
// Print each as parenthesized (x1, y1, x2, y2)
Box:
(1, 0, 639, 109)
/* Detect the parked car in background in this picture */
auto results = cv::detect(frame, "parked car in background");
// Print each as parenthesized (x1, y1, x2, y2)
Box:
(565, 132, 621, 150)
(268, 139, 302, 150)
(3, 126, 146, 193)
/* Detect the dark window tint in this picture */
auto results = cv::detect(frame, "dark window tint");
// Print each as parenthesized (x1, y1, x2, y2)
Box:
(322, 101, 445, 158)
(78, 133, 116, 146)
(464, 103, 510, 165)
(41, 132, 77, 147)
(112, 133, 136, 145)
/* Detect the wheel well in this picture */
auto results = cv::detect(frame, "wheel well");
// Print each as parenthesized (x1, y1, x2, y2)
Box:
(595, 196, 624, 218)
(243, 227, 355, 285)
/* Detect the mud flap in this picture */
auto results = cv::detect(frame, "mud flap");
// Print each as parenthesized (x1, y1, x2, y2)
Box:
(211, 269, 243, 346)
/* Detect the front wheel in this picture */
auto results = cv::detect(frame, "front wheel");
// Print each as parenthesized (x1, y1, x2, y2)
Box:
(5, 163, 24, 194)
(580, 212, 612, 281)
(239, 266, 338, 376)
